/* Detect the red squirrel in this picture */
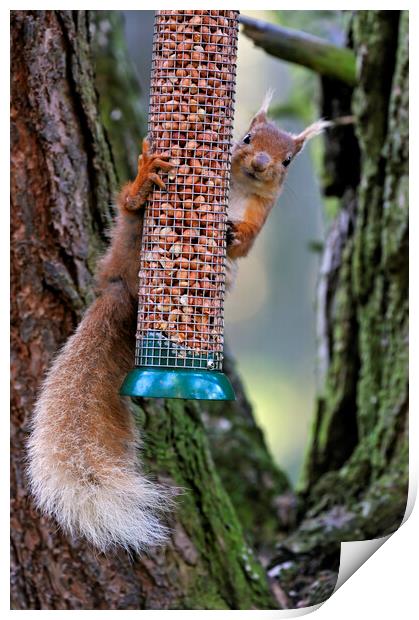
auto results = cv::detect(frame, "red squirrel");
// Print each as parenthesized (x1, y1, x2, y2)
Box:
(28, 95, 328, 552)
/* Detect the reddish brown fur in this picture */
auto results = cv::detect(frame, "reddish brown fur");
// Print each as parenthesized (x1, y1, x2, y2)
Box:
(27, 140, 176, 551)
(227, 196, 271, 259)
(227, 108, 305, 262)
(99, 139, 173, 299)
(89, 140, 176, 460)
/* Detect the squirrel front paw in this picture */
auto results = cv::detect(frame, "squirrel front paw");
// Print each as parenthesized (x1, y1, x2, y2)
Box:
(124, 138, 176, 211)
(226, 221, 240, 247)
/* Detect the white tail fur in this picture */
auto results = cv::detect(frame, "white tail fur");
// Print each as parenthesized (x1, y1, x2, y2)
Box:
(27, 306, 172, 553)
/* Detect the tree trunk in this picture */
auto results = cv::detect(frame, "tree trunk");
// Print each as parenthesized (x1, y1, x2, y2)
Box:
(11, 10, 284, 610)
(267, 10, 408, 607)
(305, 8, 408, 534)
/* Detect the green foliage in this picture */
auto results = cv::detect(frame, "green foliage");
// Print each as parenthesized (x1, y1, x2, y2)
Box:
(274, 10, 350, 44)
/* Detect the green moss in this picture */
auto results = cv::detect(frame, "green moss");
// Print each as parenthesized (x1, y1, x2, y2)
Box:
(201, 397, 290, 549)
(131, 398, 276, 609)
(248, 12, 408, 609)
(299, 8, 408, 551)
(323, 196, 340, 220)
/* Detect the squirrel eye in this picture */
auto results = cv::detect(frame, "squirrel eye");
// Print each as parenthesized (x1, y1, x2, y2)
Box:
(243, 133, 251, 144)
(282, 154, 292, 167)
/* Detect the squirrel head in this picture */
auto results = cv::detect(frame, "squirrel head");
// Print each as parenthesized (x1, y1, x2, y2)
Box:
(231, 91, 328, 198)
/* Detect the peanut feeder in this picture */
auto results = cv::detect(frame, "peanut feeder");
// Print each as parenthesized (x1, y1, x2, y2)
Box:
(121, 10, 238, 400)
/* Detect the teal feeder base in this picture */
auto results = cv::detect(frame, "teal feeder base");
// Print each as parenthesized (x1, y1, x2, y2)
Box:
(120, 367, 235, 401)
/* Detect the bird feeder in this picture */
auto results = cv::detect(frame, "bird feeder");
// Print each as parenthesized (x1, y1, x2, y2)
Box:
(121, 10, 238, 400)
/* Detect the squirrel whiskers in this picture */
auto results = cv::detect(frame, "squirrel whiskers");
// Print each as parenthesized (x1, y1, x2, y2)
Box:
(28, 96, 332, 552)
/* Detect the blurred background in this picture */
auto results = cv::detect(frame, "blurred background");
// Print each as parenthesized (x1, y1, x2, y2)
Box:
(118, 10, 347, 485)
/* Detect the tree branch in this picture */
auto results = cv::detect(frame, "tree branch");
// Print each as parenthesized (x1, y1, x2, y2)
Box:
(240, 15, 356, 86)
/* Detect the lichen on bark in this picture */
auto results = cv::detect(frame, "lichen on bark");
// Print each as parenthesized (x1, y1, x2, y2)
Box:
(302, 9, 408, 533)
(267, 11, 408, 607)
(11, 8, 409, 610)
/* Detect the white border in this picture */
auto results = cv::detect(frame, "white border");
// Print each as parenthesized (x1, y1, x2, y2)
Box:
(5, 4, 416, 617)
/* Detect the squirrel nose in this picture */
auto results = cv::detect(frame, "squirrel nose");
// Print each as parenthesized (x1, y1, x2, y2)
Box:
(251, 152, 271, 172)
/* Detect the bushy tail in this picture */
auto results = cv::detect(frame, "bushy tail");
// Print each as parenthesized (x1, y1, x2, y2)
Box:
(27, 298, 172, 553)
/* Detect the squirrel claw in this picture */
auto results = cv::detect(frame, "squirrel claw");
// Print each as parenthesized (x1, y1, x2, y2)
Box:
(148, 172, 166, 191)
(226, 221, 238, 246)
(123, 138, 176, 211)
(138, 138, 175, 175)
(149, 158, 174, 172)
(141, 136, 151, 156)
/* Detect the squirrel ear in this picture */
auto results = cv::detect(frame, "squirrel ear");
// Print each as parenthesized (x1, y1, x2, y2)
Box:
(250, 89, 274, 128)
(293, 119, 331, 153)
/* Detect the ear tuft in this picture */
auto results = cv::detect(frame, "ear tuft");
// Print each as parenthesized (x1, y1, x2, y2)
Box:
(260, 88, 274, 116)
(250, 89, 275, 128)
(293, 118, 331, 153)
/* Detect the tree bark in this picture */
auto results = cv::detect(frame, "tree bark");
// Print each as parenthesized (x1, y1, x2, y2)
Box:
(11, 10, 283, 609)
(267, 10, 408, 607)
(304, 9, 408, 529)
(11, 9, 408, 610)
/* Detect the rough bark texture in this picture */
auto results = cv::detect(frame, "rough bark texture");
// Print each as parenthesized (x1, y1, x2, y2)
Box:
(267, 11, 408, 608)
(11, 10, 284, 610)
(199, 352, 291, 553)
(304, 9, 408, 528)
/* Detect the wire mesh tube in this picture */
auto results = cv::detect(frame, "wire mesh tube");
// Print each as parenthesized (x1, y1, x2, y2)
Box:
(122, 10, 239, 399)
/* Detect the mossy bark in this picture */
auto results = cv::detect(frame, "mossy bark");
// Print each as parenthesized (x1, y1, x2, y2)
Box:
(267, 11, 408, 607)
(198, 352, 291, 552)
(303, 9, 408, 531)
(12, 8, 407, 610)
(11, 9, 282, 609)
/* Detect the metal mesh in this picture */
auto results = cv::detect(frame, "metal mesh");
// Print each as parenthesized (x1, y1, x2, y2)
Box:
(135, 10, 239, 371)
